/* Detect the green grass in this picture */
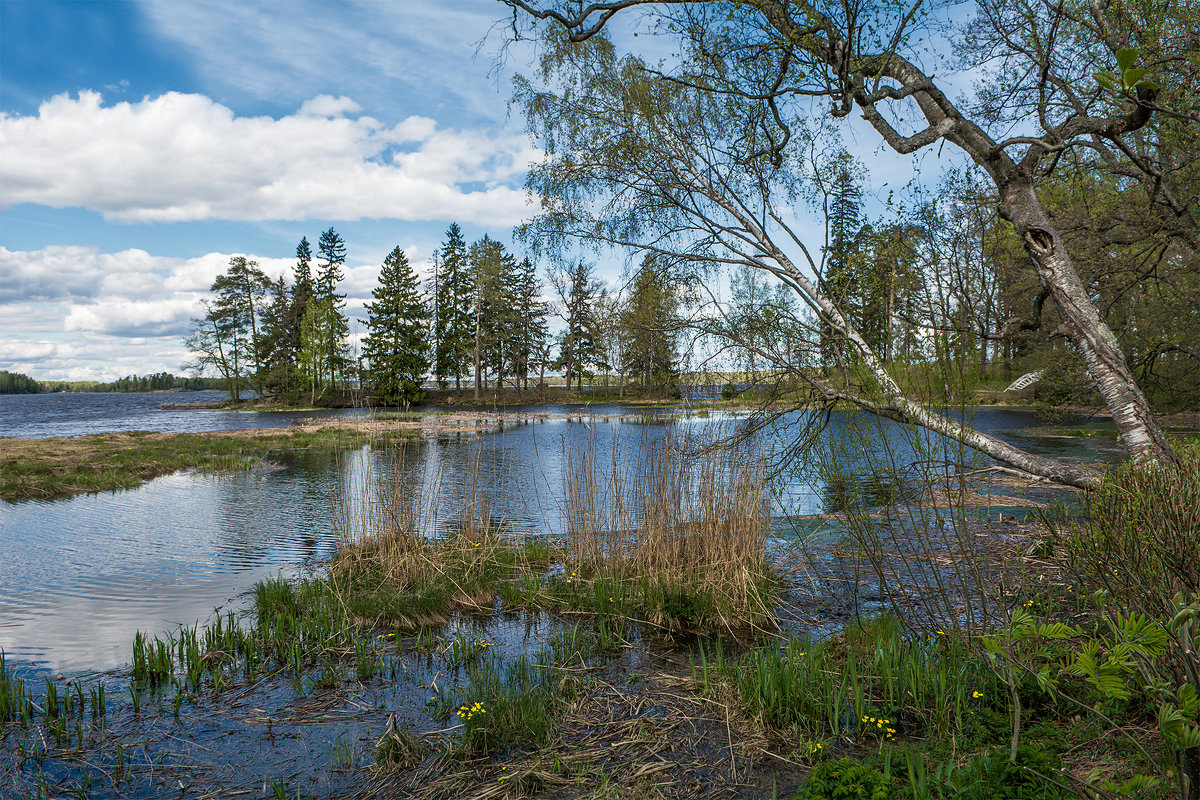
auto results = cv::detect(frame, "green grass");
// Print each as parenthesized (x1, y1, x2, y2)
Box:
(329, 530, 554, 631)
(510, 565, 777, 635)
(0, 425, 416, 501)
(697, 615, 993, 745)
(432, 624, 595, 759)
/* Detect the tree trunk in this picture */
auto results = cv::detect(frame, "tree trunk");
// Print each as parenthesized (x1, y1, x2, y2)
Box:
(999, 179, 1177, 468)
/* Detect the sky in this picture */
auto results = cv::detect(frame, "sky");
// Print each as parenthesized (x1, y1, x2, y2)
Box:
(0, 0, 959, 382)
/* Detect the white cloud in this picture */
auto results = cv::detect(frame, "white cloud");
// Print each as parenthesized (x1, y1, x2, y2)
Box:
(297, 95, 362, 118)
(136, 0, 524, 128)
(64, 298, 202, 338)
(0, 244, 410, 380)
(0, 91, 538, 225)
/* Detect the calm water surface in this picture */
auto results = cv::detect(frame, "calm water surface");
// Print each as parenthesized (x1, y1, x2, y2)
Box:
(0, 397, 1123, 675)
(0, 390, 364, 438)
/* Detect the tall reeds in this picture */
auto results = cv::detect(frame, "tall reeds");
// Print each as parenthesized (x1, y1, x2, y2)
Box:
(328, 441, 534, 629)
(561, 426, 775, 630)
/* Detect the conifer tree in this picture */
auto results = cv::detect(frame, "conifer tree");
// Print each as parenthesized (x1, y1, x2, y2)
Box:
(513, 256, 550, 392)
(820, 151, 865, 365)
(551, 261, 600, 391)
(314, 227, 351, 391)
(363, 247, 430, 408)
(259, 273, 294, 397)
(434, 223, 473, 395)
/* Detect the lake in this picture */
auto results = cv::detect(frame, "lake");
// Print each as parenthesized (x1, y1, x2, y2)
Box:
(0, 394, 1122, 676)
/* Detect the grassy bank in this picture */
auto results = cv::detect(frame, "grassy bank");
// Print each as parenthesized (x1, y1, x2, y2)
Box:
(4, 436, 1198, 797)
(0, 424, 417, 502)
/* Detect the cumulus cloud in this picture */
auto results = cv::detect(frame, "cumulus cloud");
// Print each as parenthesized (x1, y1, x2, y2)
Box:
(0, 91, 538, 225)
(0, 244, 395, 380)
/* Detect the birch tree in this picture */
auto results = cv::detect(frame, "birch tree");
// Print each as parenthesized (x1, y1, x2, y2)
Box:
(504, 0, 1196, 485)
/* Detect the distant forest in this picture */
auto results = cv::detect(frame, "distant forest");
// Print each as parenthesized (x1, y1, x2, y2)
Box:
(0, 370, 221, 395)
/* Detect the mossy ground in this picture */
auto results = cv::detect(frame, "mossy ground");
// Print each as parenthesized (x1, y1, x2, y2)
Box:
(0, 425, 417, 501)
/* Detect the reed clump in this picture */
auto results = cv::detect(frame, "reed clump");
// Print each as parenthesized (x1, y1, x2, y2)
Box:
(555, 428, 776, 633)
(327, 442, 548, 630)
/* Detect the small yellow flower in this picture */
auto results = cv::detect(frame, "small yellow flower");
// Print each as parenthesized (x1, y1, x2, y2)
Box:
(972, 690, 983, 699)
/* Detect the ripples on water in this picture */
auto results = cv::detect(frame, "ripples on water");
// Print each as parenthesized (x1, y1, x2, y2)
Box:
(0, 399, 1121, 676)
(0, 390, 362, 438)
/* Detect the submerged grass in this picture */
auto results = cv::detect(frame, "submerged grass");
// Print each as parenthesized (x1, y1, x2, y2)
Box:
(0, 424, 418, 501)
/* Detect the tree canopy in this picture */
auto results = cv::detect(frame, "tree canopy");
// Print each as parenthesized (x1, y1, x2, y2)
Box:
(504, 0, 1200, 486)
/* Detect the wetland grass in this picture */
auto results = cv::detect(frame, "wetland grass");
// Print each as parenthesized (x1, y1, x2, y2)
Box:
(547, 428, 777, 633)
(0, 423, 418, 501)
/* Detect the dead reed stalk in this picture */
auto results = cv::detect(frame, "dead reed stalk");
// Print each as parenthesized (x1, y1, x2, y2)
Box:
(562, 426, 775, 628)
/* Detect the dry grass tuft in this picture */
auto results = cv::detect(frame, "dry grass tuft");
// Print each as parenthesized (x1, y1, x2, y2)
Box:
(561, 427, 776, 632)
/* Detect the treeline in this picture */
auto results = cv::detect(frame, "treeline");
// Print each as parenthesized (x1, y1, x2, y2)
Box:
(0, 371, 41, 394)
(0, 371, 219, 394)
(45, 373, 221, 393)
(713, 148, 1200, 409)
(187, 225, 684, 407)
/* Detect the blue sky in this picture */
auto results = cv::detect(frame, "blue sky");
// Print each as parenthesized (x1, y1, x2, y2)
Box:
(0, 0, 556, 380)
(0, 0, 952, 381)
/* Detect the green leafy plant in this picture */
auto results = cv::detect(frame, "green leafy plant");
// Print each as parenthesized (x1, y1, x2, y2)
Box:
(981, 607, 1077, 761)
(793, 758, 895, 800)
(1094, 48, 1159, 96)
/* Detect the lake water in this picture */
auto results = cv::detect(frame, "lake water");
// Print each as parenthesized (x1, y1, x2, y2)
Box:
(0, 395, 1123, 676)
(0, 390, 365, 438)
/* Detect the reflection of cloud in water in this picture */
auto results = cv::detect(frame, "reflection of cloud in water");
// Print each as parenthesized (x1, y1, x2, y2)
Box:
(3, 405, 1122, 676)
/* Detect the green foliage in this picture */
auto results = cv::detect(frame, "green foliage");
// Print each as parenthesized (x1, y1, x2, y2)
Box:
(702, 615, 994, 743)
(951, 744, 1069, 800)
(468, 235, 523, 395)
(1094, 48, 1160, 96)
(309, 227, 352, 392)
(0, 370, 41, 394)
(363, 246, 430, 408)
(186, 256, 270, 401)
(433, 223, 474, 392)
(434, 625, 592, 758)
(793, 758, 895, 800)
(620, 255, 679, 393)
(551, 260, 601, 391)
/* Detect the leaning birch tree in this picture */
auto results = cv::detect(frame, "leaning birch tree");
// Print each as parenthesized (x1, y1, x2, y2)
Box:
(503, 0, 1195, 486)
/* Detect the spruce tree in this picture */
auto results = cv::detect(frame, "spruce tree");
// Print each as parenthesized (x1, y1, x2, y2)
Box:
(363, 247, 430, 408)
(821, 151, 865, 365)
(513, 257, 550, 392)
(434, 224, 473, 396)
(314, 227, 351, 391)
(551, 261, 600, 391)
(279, 237, 314, 403)
(259, 273, 294, 397)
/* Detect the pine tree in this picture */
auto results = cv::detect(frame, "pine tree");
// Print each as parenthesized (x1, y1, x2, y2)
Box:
(513, 257, 550, 392)
(314, 227, 351, 391)
(434, 223, 473, 395)
(551, 261, 600, 391)
(621, 256, 678, 393)
(363, 247, 430, 408)
(210, 256, 270, 395)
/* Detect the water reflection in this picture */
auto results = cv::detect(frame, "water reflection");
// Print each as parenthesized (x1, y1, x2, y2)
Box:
(0, 406, 1121, 675)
